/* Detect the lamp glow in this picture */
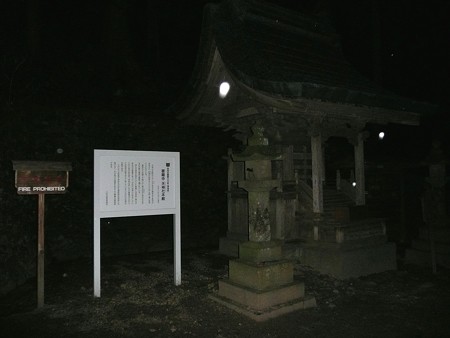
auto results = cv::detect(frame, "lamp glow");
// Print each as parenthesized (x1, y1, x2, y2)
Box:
(219, 82, 230, 98)
(352, 182, 356, 187)
(378, 132, 385, 140)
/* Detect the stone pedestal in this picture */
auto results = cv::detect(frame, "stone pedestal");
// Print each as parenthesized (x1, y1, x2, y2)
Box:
(285, 218, 397, 278)
(211, 241, 316, 321)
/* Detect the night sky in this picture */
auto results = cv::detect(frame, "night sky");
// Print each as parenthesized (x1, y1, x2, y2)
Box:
(1, 0, 449, 148)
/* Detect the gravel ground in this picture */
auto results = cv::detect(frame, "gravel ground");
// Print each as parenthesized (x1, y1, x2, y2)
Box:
(1, 249, 450, 337)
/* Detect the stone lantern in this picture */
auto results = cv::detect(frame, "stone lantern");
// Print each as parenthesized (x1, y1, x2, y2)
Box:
(211, 122, 316, 320)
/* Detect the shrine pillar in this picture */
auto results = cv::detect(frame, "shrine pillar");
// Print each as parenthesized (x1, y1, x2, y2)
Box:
(311, 134, 324, 213)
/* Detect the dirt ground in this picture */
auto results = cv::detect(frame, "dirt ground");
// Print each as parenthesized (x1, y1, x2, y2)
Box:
(1, 249, 450, 338)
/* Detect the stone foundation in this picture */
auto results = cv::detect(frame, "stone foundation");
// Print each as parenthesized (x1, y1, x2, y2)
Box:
(295, 241, 397, 279)
(212, 241, 316, 321)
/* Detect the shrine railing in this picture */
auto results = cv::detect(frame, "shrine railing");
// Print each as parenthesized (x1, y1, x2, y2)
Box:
(293, 149, 312, 181)
(296, 176, 313, 209)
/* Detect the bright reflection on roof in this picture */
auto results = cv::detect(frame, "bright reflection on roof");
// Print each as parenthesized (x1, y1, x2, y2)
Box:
(219, 82, 230, 98)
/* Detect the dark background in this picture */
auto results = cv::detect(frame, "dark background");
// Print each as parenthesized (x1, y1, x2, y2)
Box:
(0, 0, 449, 294)
(2, 0, 449, 158)
(2, 1, 449, 108)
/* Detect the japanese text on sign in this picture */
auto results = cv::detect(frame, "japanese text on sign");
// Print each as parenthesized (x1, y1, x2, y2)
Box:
(99, 156, 175, 212)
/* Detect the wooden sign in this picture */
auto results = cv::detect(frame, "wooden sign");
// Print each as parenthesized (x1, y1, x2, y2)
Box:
(12, 160, 72, 308)
(13, 161, 71, 195)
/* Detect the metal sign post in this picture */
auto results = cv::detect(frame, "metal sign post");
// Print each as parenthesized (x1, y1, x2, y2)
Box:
(12, 161, 72, 308)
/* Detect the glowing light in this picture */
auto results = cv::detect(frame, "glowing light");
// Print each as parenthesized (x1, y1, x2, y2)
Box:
(378, 132, 385, 140)
(219, 82, 230, 98)
(352, 182, 356, 187)
(56, 148, 64, 154)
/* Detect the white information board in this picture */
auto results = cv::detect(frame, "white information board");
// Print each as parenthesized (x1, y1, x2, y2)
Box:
(93, 149, 181, 297)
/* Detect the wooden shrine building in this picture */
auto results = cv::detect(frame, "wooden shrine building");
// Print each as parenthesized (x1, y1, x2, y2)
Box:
(173, 0, 433, 277)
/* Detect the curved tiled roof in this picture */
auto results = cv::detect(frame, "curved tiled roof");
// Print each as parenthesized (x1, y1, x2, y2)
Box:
(210, 0, 429, 112)
(173, 0, 435, 141)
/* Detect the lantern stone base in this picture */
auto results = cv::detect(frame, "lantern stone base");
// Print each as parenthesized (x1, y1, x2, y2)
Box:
(210, 283, 316, 322)
(211, 241, 316, 321)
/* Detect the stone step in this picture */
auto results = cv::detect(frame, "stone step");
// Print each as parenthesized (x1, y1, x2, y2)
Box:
(336, 220, 386, 242)
(217, 279, 305, 311)
(210, 291, 316, 322)
(324, 202, 350, 208)
(323, 194, 351, 203)
(317, 219, 386, 243)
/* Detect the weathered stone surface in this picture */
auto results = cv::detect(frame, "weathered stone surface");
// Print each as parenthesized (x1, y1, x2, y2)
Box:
(238, 179, 279, 242)
(228, 259, 293, 290)
(239, 241, 282, 263)
(217, 279, 305, 311)
(214, 124, 316, 320)
(242, 188, 273, 242)
(210, 293, 317, 322)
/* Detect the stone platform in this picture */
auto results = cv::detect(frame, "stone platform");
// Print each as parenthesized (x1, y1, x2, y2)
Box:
(210, 288, 316, 322)
(285, 241, 397, 279)
(212, 241, 316, 321)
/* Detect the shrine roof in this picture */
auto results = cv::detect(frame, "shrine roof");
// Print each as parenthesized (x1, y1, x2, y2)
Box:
(209, 0, 428, 111)
(173, 0, 435, 140)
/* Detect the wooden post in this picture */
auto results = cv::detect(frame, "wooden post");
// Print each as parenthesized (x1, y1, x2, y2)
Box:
(354, 133, 366, 206)
(311, 134, 323, 213)
(12, 160, 72, 307)
(37, 193, 45, 308)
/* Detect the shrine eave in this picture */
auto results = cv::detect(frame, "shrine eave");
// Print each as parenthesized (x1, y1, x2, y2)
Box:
(171, 0, 435, 133)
